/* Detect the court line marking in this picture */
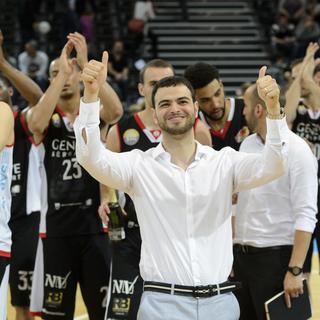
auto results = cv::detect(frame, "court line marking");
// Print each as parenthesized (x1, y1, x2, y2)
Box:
(74, 314, 88, 320)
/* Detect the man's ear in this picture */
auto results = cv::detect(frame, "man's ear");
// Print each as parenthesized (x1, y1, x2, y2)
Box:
(138, 83, 144, 97)
(8, 87, 14, 97)
(194, 100, 199, 118)
(255, 104, 265, 118)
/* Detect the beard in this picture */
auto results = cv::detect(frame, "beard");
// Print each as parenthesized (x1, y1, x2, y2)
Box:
(158, 114, 195, 135)
(202, 107, 225, 121)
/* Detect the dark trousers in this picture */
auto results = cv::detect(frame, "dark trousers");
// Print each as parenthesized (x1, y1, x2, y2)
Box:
(232, 245, 292, 320)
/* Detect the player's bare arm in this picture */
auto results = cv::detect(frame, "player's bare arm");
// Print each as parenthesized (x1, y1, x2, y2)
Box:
(0, 30, 43, 106)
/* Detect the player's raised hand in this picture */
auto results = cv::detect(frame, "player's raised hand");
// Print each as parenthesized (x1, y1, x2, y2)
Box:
(59, 41, 76, 77)
(81, 51, 108, 100)
(67, 32, 88, 70)
(256, 66, 281, 116)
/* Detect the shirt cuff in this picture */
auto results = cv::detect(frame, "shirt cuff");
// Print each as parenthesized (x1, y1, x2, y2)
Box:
(79, 98, 100, 126)
(266, 117, 286, 144)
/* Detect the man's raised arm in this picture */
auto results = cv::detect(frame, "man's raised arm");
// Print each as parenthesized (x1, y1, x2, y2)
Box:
(74, 52, 135, 193)
(67, 32, 123, 124)
(0, 31, 42, 106)
(233, 66, 286, 192)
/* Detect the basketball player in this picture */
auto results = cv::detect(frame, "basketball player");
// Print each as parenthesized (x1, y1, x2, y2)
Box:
(27, 36, 122, 319)
(184, 62, 249, 150)
(0, 30, 44, 320)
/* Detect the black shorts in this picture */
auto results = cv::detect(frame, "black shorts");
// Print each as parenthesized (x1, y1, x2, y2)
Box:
(0, 256, 10, 315)
(9, 212, 40, 307)
(303, 212, 320, 273)
(42, 233, 111, 320)
(107, 226, 143, 320)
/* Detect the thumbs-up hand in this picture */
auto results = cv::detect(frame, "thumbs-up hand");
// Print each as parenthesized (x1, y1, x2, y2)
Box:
(82, 51, 109, 102)
(256, 66, 281, 116)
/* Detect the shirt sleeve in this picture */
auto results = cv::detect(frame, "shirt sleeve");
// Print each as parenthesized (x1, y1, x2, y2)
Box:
(74, 98, 137, 194)
(290, 138, 318, 233)
(232, 118, 286, 193)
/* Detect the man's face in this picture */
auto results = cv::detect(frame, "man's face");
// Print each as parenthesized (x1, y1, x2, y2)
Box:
(154, 84, 198, 135)
(25, 44, 36, 57)
(49, 59, 80, 100)
(195, 79, 225, 121)
(243, 86, 257, 132)
(139, 67, 174, 108)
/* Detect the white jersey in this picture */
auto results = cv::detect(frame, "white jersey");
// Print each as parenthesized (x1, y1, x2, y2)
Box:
(0, 145, 13, 256)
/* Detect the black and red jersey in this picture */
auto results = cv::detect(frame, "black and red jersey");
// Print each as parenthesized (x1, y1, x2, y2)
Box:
(116, 113, 161, 223)
(199, 98, 249, 151)
(42, 107, 102, 237)
(10, 111, 41, 228)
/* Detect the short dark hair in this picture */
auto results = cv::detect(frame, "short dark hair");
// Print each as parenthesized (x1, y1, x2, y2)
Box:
(139, 59, 174, 83)
(151, 76, 196, 108)
(184, 62, 220, 89)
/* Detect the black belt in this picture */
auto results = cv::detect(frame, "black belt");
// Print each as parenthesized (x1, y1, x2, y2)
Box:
(143, 281, 241, 298)
(233, 244, 292, 254)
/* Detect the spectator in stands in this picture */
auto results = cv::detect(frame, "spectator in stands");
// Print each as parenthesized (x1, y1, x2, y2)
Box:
(271, 14, 296, 62)
(128, 0, 157, 59)
(108, 39, 130, 104)
(18, 39, 48, 90)
(279, 0, 305, 24)
(295, 14, 320, 58)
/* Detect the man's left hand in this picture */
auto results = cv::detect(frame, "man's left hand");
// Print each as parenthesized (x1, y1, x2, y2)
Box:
(283, 272, 304, 308)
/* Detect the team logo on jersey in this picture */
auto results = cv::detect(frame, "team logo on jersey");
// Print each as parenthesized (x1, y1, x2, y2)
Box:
(123, 129, 140, 146)
(112, 297, 131, 316)
(235, 126, 250, 143)
(51, 113, 61, 128)
(150, 129, 161, 139)
(297, 105, 308, 115)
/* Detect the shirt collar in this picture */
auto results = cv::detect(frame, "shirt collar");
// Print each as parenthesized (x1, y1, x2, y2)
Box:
(152, 141, 209, 161)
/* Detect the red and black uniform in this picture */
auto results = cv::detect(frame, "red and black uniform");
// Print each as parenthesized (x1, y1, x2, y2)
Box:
(199, 98, 249, 151)
(38, 108, 110, 320)
(292, 104, 320, 273)
(107, 113, 161, 320)
(9, 110, 41, 308)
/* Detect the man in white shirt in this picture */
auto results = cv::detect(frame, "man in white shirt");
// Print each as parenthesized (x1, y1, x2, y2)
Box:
(75, 53, 286, 320)
(233, 83, 317, 320)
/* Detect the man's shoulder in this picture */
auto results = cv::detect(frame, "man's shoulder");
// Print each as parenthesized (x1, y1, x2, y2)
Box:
(239, 133, 258, 151)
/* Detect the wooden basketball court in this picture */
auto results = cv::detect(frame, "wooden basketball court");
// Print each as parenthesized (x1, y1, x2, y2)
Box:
(7, 254, 320, 319)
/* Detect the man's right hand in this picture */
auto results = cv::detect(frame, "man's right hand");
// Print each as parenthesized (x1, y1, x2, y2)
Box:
(59, 41, 76, 78)
(301, 42, 319, 83)
(81, 51, 109, 102)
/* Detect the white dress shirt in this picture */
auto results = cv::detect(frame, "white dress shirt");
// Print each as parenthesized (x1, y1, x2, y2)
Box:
(234, 120, 317, 247)
(74, 99, 285, 286)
